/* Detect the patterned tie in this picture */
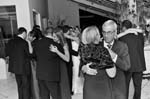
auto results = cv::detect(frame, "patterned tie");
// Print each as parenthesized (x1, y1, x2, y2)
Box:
(107, 44, 112, 49)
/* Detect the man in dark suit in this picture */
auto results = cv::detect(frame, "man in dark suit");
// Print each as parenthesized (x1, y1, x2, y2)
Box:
(102, 20, 131, 99)
(5, 27, 32, 99)
(119, 20, 146, 99)
(33, 27, 62, 99)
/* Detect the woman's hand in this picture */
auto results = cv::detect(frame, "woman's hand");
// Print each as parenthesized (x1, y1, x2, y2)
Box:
(82, 63, 97, 75)
(107, 49, 117, 61)
(49, 44, 58, 53)
(50, 43, 70, 62)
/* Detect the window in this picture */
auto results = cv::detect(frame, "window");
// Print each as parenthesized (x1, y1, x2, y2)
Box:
(0, 5, 17, 58)
(0, 5, 18, 39)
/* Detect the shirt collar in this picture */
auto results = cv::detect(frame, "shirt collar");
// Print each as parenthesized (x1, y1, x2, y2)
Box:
(104, 40, 114, 48)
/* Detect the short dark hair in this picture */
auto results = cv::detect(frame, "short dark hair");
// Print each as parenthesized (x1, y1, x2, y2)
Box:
(44, 27, 53, 35)
(28, 30, 36, 38)
(62, 25, 72, 33)
(17, 27, 27, 35)
(122, 20, 132, 29)
(33, 25, 40, 30)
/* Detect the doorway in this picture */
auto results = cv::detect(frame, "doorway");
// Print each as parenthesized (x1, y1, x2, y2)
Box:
(33, 9, 41, 29)
(79, 9, 111, 32)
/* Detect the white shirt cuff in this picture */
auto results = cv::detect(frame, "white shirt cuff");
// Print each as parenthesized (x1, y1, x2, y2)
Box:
(113, 54, 118, 63)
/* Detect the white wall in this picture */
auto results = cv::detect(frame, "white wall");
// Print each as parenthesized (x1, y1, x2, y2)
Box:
(48, 0, 80, 26)
(0, 0, 48, 31)
(0, 0, 31, 31)
(28, 0, 48, 29)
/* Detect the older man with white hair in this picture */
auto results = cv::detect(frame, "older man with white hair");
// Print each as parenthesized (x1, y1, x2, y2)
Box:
(102, 20, 131, 99)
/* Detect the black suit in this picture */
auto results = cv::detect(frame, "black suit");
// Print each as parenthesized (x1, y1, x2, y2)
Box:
(33, 37, 63, 99)
(66, 38, 78, 94)
(5, 36, 31, 99)
(120, 33, 146, 99)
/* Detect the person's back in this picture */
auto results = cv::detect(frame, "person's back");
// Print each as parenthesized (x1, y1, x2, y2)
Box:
(5, 27, 32, 99)
(34, 37, 63, 81)
(120, 20, 146, 99)
(34, 27, 68, 99)
(120, 34, 146, 72)
(137, 34, 146, 71)
(7, 37, 31, 74)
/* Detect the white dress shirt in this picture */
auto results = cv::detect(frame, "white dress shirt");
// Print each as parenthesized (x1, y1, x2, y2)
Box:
(103, 40, 118, 63)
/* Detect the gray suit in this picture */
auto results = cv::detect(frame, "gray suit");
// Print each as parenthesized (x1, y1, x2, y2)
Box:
(111, 40, 131, 99)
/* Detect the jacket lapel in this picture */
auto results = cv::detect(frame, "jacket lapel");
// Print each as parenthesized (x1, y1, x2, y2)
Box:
(111, 40, 118, 52)
(102, 39, 119, 53)
(102, 40, 104, 47)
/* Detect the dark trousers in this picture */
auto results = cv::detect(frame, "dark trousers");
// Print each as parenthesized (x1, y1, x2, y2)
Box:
(15, 74, 31, 99)
(113, 91, 126, 99)
(125, 71, 142, 99)
(66, 64, 73, 94)
(38, 80, 61, 99)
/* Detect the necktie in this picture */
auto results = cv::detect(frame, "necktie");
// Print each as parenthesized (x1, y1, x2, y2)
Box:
(107, 44, 112, 49)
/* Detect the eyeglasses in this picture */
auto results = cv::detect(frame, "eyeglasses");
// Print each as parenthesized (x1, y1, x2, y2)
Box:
(146, 24, 150, 27)
(102, 30, 115, 35)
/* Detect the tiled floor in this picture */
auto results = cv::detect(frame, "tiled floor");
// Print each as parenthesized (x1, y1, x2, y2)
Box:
(0, 76, 17, 99)
(0, 74, 150, 99)
(0, 48, 150, 99)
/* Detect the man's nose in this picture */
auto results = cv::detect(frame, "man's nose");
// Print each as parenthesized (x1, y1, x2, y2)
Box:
(104, 33, 109, 37)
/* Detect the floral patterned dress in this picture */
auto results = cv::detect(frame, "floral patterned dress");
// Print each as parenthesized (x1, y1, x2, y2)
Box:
(79, 42, 114, 99)
(79, 42, 114, 70)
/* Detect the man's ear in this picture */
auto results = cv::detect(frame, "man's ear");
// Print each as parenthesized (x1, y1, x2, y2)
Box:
(114, 30, 118, 39)
(114, 34, 118, 40)
(114, 30, 117, 35)
(122, 27, 127, 32)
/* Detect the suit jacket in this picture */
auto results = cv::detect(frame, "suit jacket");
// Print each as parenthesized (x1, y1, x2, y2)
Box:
(110, 40, 130, 98)
(5, 36, 31, 75)
(33, 37, 63, 81)
(66, 38, 78, 67)
(119, 34, 146, 72)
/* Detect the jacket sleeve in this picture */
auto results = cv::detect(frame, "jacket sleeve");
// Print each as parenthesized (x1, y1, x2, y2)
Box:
(70, 49, 78, 56)
(5, 40, 12, 57)
(115, 43, 131, 71)
(24, 41, 33, 59)
(67, 39, 78, 56)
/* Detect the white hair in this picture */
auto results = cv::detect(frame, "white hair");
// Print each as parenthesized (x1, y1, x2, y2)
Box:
(102, 20, 118, 39)
(102, 20, 117, 31)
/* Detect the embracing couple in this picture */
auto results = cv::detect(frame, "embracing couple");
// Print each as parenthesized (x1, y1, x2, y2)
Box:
(79, 20, 132, 99)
